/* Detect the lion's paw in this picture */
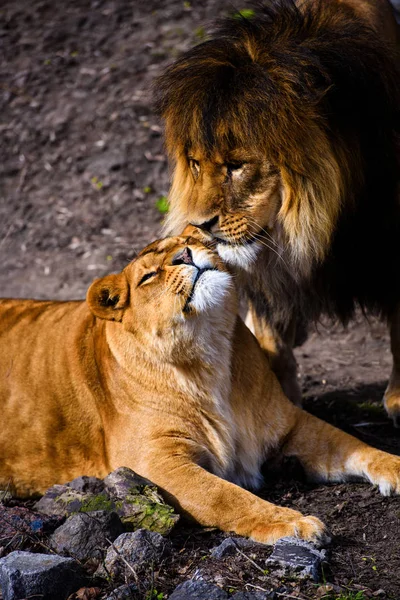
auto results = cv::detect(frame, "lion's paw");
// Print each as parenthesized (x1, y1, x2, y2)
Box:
(383, 390, 400, 428)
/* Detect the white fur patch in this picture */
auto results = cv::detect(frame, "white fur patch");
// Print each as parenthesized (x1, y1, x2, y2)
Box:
(191, 270, 233, 313)
(217, 241, 262, 270)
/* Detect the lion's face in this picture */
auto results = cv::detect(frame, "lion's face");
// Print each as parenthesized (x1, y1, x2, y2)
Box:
(87, 236, 234, 346)
(167, 147, 284, 270)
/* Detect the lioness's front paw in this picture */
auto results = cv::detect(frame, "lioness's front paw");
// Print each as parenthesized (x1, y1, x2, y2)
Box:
(368, 453, 400, 496)
(251, 513, 329, 546)
(383, 389, 400, 428)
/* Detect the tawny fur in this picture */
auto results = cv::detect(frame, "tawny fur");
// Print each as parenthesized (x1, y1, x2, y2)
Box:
(1, 234, 400, 545)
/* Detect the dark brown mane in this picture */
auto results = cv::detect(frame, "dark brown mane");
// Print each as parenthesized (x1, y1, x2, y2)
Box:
(155, 0, 400, 323)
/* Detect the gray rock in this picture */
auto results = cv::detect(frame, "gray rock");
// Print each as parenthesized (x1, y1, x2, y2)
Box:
(232, 592, 276, 600)
(34, 483, 116, 518)
(100, 529, 168, 579)
(34, 469, 178, 536)
(266, 537, 328, 582)
(103, 467, 179, 535)
(105, 583, 138, 599)
(169, 580, 228, 599)
(210, 537, 260, 559)
(67, 475, 105, 494)
(50, 510, 124, 560)
(0, 550, 89, 600)
(103, 467, 152, 498)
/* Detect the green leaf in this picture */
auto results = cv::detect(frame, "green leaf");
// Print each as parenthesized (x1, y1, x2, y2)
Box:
(156, 196, 169, 214)
(233, 8, 255, 19)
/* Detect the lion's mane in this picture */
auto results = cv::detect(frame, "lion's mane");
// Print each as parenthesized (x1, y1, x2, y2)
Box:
(155, 0, 400, 324)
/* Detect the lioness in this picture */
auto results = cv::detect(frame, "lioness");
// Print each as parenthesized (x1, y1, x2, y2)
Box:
(155, 0, 400, 422)
(1, 234, 400, 544)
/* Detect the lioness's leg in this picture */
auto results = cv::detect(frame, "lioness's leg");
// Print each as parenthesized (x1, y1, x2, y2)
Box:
(140, 439, 327, 545)
(283, 408, 400, 494)
(384, 304, 400, 426)
(247, 304, 303, 406)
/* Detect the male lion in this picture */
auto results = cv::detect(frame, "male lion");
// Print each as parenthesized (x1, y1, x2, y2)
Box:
(155, 0, 400, 422)
(1, 234, 400, 544)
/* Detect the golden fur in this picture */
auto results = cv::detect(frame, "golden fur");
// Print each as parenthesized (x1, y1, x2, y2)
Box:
(155, 0, 400, 421)
(1, 234, 400, 544)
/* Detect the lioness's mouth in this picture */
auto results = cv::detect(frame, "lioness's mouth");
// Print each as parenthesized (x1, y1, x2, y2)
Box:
(183, 267, 216, 313)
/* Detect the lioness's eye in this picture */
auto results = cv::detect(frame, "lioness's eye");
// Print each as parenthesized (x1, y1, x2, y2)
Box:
(189, 158, 200, 178)
(137, 272, 158, 287)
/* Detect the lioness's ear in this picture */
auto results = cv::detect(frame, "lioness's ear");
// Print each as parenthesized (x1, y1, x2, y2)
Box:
(87, 273, 129, 322)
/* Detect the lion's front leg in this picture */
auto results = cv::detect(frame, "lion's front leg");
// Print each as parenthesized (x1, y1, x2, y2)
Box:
(139, 439, 328, 546)
(384, 304, 400, 426)
(246, 304, 303, 406)
(283, 408, 400, 495)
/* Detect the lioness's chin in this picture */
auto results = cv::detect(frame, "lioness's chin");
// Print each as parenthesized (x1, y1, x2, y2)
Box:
(190, 270, 233, 313)
(217, 241, 262, 270)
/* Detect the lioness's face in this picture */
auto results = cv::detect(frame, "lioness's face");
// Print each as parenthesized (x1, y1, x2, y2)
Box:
(87, 236, 234, 339)
(168, 148, 283, 270)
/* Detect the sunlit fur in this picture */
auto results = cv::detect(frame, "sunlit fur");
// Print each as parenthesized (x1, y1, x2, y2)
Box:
(156, 0, 400, 326)
(2, 234, 400, 545)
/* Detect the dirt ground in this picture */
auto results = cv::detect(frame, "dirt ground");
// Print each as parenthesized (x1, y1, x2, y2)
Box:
(1, 1, 400, 598)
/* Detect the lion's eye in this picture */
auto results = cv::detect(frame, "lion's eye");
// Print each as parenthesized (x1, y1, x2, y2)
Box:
(137, 271, 158, 287)
(189, 158, 200, 178)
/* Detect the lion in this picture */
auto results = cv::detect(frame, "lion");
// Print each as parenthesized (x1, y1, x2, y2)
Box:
(155, 0, 400, 423)
(1, 233, 400, 545)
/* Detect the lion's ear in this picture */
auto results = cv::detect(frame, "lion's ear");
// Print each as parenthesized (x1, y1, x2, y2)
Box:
(86, 273, 129, 322)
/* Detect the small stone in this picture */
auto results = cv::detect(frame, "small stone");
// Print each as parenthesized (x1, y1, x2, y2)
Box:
(50, 510, 124, 560)
(266, 537, 327, 582)
(373, 590, 386, 597)
(0, 550, 88, 600)
(67, 476, 105, 494)
(105, 583, 138, 599)
(169, 579, 228, 599)
(210, 537, 260, 559)
(100, 529, 168, 579)
(232, 592, 276, 600)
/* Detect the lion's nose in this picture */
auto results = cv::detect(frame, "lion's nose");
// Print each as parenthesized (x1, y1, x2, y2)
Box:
(192, 215, 219, 233)
(172, 246, 195, 266)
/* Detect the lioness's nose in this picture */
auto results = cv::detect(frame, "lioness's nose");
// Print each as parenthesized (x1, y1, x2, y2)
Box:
(192, 215, 219, 233)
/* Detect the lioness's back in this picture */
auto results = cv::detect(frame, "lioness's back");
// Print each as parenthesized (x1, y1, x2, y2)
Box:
(0, 298, 110, 495)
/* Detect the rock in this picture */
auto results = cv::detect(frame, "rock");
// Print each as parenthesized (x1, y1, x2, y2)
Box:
(100, 529, 168, 579)
(0, 506, 63, 553)
(104, 467, 179, 535)
(35, 469, 179, 536)
(232, 592, 276, 599)
(34, 484, 116, 518)
(105, 583, 138, 599)
(68, 476, 105, 494)
(210, 537, 260, 559)
(266, 537, 328, 582)
(0, 550, 89, 600)
(169, 579, 229, 599)
(103, 467, 153, 497)
(50, 510, 124, 560)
